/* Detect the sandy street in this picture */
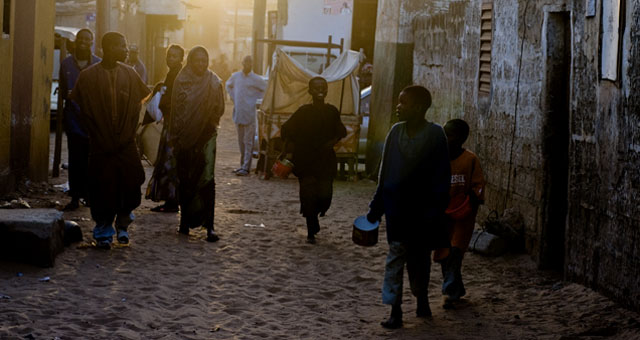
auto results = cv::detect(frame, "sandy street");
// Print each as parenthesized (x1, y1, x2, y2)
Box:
(1, 106, 640, 340)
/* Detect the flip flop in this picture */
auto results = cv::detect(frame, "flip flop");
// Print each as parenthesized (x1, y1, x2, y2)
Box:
(117, 230, 130, 244)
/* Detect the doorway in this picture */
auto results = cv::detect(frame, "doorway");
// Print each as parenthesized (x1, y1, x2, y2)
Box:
(350, 0, 378, 63)
(540, 11, 571, 271)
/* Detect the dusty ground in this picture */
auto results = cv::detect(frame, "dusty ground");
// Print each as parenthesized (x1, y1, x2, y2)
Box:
(1, 107, 640, 339)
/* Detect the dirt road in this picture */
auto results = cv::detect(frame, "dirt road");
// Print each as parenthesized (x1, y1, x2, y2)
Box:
(1, 107, 639, 339)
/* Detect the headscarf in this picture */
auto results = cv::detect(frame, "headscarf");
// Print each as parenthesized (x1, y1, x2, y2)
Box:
(169, 46, 225, 150)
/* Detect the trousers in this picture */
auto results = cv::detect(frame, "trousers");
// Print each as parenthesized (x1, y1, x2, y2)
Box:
(382, 241, 431, 305)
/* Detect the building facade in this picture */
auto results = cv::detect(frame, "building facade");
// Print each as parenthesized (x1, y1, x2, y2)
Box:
(369, 0, 640, 310)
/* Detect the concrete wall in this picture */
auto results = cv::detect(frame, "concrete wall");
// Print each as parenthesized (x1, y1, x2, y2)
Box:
(29, 2, 55, 181)
(373, 0, 640, 309)
(3, 0, 54, 188)
(565, 0, 640, 310)
(366, 0, 413, 174)
(0, 0, 14, 194)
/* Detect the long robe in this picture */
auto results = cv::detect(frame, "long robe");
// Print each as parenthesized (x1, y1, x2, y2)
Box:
(145, 66, 181, 202)
(281, 103, 347, 179)
(170, 65, 225, 228)
(71, 62, 150, 220)
(281, 103, 346, 218)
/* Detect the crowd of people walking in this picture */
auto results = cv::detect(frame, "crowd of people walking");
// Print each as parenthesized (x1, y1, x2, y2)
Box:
(60, 30, 485, 329)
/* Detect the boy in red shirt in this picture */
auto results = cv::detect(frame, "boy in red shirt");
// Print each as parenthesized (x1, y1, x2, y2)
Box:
(434, 119, 485, 308)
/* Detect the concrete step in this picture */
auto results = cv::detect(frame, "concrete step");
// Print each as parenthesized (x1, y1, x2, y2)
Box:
(0, 209, 65, 267)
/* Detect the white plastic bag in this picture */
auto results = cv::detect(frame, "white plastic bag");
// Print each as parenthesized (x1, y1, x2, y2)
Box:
(146, 86, 165, 122)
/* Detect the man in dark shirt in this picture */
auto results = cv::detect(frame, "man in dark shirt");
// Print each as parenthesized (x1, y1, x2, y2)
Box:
(366, 85, 451, 328)
(59, 28, 101, 210)
(281, 77, 347, 244)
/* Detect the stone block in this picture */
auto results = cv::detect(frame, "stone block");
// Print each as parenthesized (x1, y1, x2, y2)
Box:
(0, 209, 65, 267)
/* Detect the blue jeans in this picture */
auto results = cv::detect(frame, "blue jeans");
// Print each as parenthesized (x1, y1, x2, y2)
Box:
(382, 241, 431, 305)
(441, 247, 466, 299)
(93, 212, 135, 241)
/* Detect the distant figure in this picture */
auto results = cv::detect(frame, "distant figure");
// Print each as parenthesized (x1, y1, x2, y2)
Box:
(71, 32, 150, 249)
(340, 2, 352, 14)
(146, 44, 185, 213)
(170, 46, 225, 242)
(126, 43, 147, 84)
(59, 28, 101, 211)
(225, 55, 267, 176)
(365, 85, 450, 328)
(281, 77, 347, 244)
(433, 119, 485, 309)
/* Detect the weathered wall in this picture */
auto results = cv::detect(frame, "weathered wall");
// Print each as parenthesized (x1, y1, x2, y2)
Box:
(10, 0, 54, 183)
(29, 2, 55, 181)
(366, 0, 414, 174)
(480, 0, 553, 256)
(0, 0, 14, 194)
(409, 0, 552, 255)
(411, 0, 482, 125)
(565, 0, 640, 310)
(386, 0, 640, 309)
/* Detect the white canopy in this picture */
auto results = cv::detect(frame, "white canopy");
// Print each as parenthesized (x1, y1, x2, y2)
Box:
(260, 48, 363, 115)
(55, 26, 81, 40)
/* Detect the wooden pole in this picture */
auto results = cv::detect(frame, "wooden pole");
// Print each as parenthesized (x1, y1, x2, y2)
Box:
(338, 78, 346, 114)
(96, 0, 110, 56)
(252, 0, 266, 74)
(326, 35, 332, 68)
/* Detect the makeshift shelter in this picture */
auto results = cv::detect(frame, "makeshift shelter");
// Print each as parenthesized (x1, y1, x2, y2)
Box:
(258, 48, 363, 179)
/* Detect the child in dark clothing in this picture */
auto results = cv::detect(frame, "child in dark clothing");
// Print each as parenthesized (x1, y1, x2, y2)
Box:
(281, 77, 347, 244)
(366, 85, 451, 329)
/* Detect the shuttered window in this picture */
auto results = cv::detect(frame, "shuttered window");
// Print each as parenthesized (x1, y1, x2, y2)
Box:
(479, 0, 492, 94)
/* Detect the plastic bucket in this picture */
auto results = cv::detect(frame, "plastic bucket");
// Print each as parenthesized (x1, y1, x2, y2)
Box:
(352, 216, 379, 247)
(271, 158, 294, 179)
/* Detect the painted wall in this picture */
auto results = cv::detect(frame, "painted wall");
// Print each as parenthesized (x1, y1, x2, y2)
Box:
(281, 0, 353, 52)
(374, 0, 640, 309)
(0, 0, 14, 194)
(10, 0, 55, 182)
